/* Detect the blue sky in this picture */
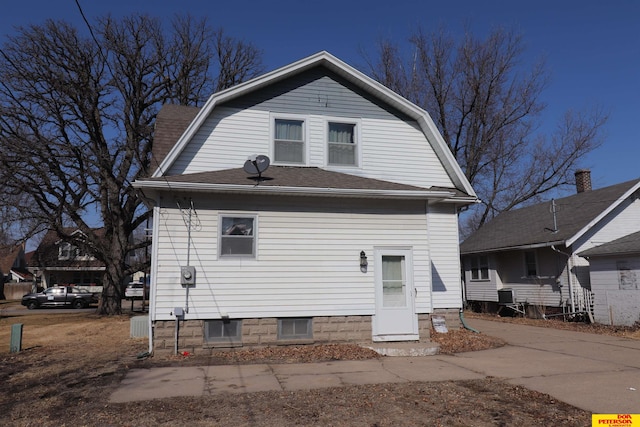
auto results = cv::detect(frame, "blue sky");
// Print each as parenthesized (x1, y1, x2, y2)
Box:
(1, 0, 639, 189)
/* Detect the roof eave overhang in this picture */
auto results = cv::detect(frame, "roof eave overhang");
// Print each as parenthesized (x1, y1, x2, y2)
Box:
(580, 250, 640, 259)
(133, 181, 462, 201)
(461, 240, 567, 255)
(566, 182, 640, 247)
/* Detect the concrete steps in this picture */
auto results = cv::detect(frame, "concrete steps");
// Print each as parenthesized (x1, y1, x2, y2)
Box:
(362, 341, 440, 357)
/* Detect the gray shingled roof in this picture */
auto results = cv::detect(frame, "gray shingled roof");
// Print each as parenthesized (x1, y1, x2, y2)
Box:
(152, 104, 200, 172)
(460, 178, 640, 254)
(578, 230, 640, 257)
(145, 166, 465, 196)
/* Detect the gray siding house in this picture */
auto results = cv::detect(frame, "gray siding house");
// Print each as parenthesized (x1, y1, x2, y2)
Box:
(461, 170, 640, 319)
(579, 230, 640, 326)
(134, 52, 477, 355)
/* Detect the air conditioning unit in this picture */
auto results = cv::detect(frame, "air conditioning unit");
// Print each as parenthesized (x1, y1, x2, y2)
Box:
(498, 288, 516, 305)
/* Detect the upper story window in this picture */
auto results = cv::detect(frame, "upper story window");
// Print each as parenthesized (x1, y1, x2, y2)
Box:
(58, 242, 92, 261)
(274, 118, 304, 164)
(328, 121, 358, 166)
(524, 251, 538, 277)
(58, 242, 82, 260)
(219, 215, 256, 258)
(470, 255, 489, 281)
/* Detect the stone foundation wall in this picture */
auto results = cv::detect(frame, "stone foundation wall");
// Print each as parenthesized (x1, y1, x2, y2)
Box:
(153, 311, 461, 356)
(431, 308, 462, 330)
(153, 315, 373, 356)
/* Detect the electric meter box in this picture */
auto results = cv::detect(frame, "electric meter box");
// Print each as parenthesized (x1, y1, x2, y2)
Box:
(180, 266, 196, 287)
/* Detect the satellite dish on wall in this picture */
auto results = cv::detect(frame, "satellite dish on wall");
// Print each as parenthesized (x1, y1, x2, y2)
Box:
(243, 154, 271, 183)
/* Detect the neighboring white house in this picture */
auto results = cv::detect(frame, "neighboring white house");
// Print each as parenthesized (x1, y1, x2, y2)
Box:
(461, 170, 640, 320)
(134, 52, 477, 355)
(579, 230, 640, 326)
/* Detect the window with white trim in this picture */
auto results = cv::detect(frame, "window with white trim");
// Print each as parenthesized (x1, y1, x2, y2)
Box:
(58, 242, 73, 260)
(274, 118, 304, 164)
(524, 251, 538, 277)
(327, 121, 357, 166)
(278, 318, 312, 340)
(219, 216, 256, 257)
(470, 256, 489, 281)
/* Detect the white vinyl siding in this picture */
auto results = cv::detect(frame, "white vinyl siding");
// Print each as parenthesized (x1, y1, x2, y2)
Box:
(572, 196, 640, 253)
(427, 203, 462, 309)
(165, 74, 454, 189)
(152, 195, 434, 321)
(589, 256, 640, 326)
(490, 248, 565, 307)
(463, 254, 500, 302)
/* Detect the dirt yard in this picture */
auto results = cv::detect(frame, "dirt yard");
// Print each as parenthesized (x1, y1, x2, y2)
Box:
(0, 304, 602, 426)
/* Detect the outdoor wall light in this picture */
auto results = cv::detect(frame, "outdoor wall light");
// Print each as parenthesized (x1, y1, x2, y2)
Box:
(360, 251, 368, 272)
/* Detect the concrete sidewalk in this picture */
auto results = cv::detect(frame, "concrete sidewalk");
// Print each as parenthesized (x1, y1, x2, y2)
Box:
(110, 318, 640, 413)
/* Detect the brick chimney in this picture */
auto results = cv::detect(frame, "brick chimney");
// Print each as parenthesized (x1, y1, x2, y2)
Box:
(575, 169, 592, 193)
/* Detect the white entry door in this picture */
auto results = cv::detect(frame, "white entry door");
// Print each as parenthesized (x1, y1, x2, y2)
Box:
(372, 248, 418, 341)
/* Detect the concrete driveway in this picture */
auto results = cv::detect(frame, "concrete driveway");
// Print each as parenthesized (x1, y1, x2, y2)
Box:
(462, 318, 640, 414)
(111, 317, 640, 414)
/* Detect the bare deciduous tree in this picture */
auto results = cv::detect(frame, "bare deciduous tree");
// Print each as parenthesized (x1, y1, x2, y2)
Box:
(0, 14, 264, 314)
(364, 26, 607, 235)
(213, 28, 265, 93)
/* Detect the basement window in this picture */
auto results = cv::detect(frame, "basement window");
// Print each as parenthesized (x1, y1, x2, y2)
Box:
(204, 319, 242, 345)
(278, 318, 312, 340)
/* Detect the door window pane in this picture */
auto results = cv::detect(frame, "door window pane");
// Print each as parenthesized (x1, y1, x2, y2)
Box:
(382, 255, 406, 307)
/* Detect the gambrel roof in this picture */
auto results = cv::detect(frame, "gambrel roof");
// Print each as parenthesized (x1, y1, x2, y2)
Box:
(460, 178, 640, 254)
(151, 104, 199, 171)
(147, 51, 475, 200)
(138, 165, 468, 200)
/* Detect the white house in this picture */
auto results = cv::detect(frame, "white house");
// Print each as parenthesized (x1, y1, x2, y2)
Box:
(133, 52, 476, 355)
(461, 170, 640, 320)
(579, 230, 640, 326)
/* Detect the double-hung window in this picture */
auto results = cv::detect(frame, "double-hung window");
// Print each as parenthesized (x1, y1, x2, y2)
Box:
(58, 242, 73, 260)
(328, 121, 357, 166)
(274, 118, 304, 164)
(219, 215, 256, 257)
(470, 256, 489, 281)
(524, 251, 538, 277)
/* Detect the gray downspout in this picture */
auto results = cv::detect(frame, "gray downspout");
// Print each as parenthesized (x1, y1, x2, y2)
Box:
(551, 245, 575, 313)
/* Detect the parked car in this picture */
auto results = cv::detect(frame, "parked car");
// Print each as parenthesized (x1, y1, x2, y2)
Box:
(21, 286, 99, 310)
(124, 282, 149, 300)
